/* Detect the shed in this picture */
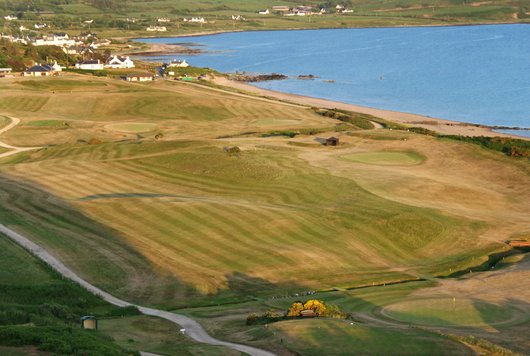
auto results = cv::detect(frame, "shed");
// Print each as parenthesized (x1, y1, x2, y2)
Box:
(80, 316, 98, 330)
(300, 310, 316, 318)
(326, 137, 339, 146)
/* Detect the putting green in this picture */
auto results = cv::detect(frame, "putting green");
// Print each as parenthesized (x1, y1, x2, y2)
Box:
(343, 151, 424, 166)
(252, 119, 300, 126)
(383, 298, 517, 327)
(105, 123, 158, 133)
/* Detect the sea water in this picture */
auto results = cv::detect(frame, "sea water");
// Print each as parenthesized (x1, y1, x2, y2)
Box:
(138, 24, 530, 129)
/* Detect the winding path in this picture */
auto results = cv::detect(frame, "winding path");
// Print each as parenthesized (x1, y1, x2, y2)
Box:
(0, 116, 42, 158)
(0, 224, 275, 356)
(0, 115, 274, 356)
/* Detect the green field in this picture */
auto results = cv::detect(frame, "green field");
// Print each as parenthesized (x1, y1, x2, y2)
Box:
(272, 319, 473, 355)
(0, 74, 528, 354)
(383, 298, 518, 327)
(2, 0, 530, 40)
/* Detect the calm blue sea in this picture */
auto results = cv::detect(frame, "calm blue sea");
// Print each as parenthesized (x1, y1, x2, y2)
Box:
(137, 24, 530, 129)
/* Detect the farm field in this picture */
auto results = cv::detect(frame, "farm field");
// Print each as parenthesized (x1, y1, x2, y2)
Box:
(2, 0, 530, 39)
(0, 73, 529, 354)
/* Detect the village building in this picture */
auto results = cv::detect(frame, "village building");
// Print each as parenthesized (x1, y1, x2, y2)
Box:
(34, 33, 77, 47)
(158, 17, 171, 23)
(272, 6, 290, 12)
(0, 68, 12, 78)
(91, 39, 111, 48)
(34, 23, 48, 29)
(146, 26, 167, 32)
(167, 59, 189, 68)
(0, 34, 28, 45)
(125, 74, 154, 82)
(3, 15, 17, 21)
(105, 55, 135, 69)
(83, 19, 94, 24)
(75, 59, 104, 70)
(326, 137, 339, 146)
(23, 64, 57, 77)
(258, 9, 270, 15)
(183, 17, 205, 23)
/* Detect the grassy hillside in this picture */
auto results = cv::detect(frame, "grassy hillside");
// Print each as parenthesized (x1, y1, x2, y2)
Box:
(1, 0, 529, 38)
(0, 74, 528, 353)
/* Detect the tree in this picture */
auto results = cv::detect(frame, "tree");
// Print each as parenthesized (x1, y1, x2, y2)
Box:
(286, 302, 304, 317)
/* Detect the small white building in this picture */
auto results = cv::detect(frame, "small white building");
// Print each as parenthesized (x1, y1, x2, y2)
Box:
(146, 26, 167, 32)
(184, 17, 205, 23)
(4, 15, 17, 21)
(34, 23, 48, 29)
(167, 59, 189, 68)
(23, 64, 56, 77)
(0, 68, 12, 78)
(125, 74, 154, 82)
(105, 55, 135, 69)
(83, 19, 94, 24)
(258, 9, 269, 15)
(75, 59, 104, 70)
(158, 17, 171, 23)
(34, 33, 77, 47)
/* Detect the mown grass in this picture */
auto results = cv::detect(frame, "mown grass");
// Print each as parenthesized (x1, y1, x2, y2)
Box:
(383, 298, 517, 327)
(271, 319, 473, 355)
(0, 236, 138, 355)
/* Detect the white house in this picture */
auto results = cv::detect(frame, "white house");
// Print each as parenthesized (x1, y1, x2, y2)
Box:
(83, 19, 94, 24)
(34, 23, 48, 29)
(125, 74, 154, 82)
(105, 55, 135, 69)
(146, 26, 167, 32)
(75, 59, 104, 70)
(184, 17, 205, 23)
(34, 33, 77, 47)
(158, 17, 171, 23)
(342, 9, 354, 13)
(4, 15, 17, 21)
(0, 68, 12, 78)
(258, 9, 269, 15)
(23, 64, 57, 77)
(19, 26, 28, 31)
(168, 59, 189, 68)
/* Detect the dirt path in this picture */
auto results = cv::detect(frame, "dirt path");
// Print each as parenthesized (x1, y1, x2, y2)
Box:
(0, 224, 275, 356)
(0, 116, 42, 158)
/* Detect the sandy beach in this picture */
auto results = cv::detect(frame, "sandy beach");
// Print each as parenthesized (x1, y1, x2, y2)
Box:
(211, 76, 529, 139)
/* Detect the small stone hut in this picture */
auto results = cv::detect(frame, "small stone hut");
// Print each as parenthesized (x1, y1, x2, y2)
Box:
(326, 137, 339, 146)
(80, 316, 98, 330)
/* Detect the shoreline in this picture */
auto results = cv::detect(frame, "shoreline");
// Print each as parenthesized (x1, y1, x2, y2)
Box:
(209, 77, 530, 140)
(131, 25, 530, 140)
(131, 21, 527, 41)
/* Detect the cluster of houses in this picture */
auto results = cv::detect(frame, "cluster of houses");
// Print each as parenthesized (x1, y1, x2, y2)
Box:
(259, 4, 354, 16)
(146, 26, 167, 32)
(74, 55, 135, 70)
(0, 31, 112, 56)
(183, 17, 206, 23)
